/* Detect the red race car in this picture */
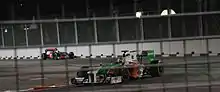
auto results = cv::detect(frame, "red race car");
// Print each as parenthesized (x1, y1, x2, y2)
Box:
(41, 48, 74, 60)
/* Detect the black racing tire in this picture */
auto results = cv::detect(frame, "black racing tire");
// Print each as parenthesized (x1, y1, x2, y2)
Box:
(77, 66, 90, 78)
(149, 60, 164, 77)
(71, 66, 90, 86)
(68, 52, 74, 59)
(121, 68, 131, 83)
(71, 78, 79, 85)
(41, 53, 47, 60)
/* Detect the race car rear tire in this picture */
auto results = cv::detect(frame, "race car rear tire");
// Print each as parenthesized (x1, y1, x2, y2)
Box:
(68, 52, 74, 59)
(120, 68, 131, 83)
(71, 78, 80, 85)
(149, 60, 164, 77)
(41, 53, 47, 60)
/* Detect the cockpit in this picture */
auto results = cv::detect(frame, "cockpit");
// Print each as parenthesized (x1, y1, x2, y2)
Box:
(45, 48, 58, 55)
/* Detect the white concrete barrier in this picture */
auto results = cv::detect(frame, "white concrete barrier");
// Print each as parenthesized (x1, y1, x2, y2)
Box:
(0, 39, 220, 59)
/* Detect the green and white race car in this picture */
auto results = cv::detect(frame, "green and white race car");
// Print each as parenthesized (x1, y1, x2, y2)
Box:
(70, 50, 164, 85)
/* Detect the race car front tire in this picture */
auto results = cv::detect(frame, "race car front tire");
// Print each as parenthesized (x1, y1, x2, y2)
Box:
(149, 60, 164, 77)
(71, 78, 80, 85)
(77, 66, 90, 78)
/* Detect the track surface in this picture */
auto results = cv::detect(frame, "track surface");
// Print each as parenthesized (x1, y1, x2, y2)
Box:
(1, 56, 220, 92)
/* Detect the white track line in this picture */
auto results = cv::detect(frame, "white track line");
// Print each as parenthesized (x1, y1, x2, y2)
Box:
(29, 77, 48, 81)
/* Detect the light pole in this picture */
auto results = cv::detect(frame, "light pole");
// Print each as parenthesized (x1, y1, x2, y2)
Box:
(0, 25, 6, 48)
(24, 24, 29, 47)
(160, 9, 176, 55)
(136, 11, 144, 41)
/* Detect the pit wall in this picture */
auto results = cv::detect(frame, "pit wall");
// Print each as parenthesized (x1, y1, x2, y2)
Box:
(0, 39, 219, 59)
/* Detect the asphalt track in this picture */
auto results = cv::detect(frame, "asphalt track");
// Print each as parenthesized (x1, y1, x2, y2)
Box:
(1, 56, 220, 92)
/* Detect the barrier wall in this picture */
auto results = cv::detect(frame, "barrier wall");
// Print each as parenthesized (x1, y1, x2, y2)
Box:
(0, 39, 219, 59)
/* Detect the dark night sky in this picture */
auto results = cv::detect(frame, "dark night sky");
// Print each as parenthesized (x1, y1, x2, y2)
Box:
(0, 0, 219, 20)
(0, 0, 219, 44)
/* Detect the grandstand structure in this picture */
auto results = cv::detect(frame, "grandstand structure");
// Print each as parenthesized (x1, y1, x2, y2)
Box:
(0, 0, 219, 47)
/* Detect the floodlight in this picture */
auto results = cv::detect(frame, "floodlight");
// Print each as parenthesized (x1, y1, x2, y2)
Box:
(161, 9, 176, 16)
(4, 29, 7, 32)
(136, 11, 142, 18)
(24, 27, 29, 31)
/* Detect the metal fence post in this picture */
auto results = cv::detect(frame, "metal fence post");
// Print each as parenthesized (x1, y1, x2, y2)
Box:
(109, 0, 114, 16)
(183, 40, 189, 92)
(136, 42, 139, 53)
(56, 19, 61, 46)
(39, 47, 45, 86)
(115, 13, 120, 42)
(12, 25, 16, 47)
(89, 44, 92, 67)
(93, 13, 98, 43)
(64, 45, 70, 89)
(113, 44, 116, 58)
(157, 1, 166, 90)
(0, 25, 5, 48)
(198, 0, 204, 36)
(88, 44, 95, 90)
(14, 47, 19, 91)
(74, 16, 79, 45)
(206, 38, 212, 92)
(168, 8, 172, 56)
(24, 24, 29, 47)
(140, 18, 144, 41)
(160, 40, 166, 92)
(158, 9, 166, 92)
(40, 23, 44, 46)
(181, 0, 186, 37)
